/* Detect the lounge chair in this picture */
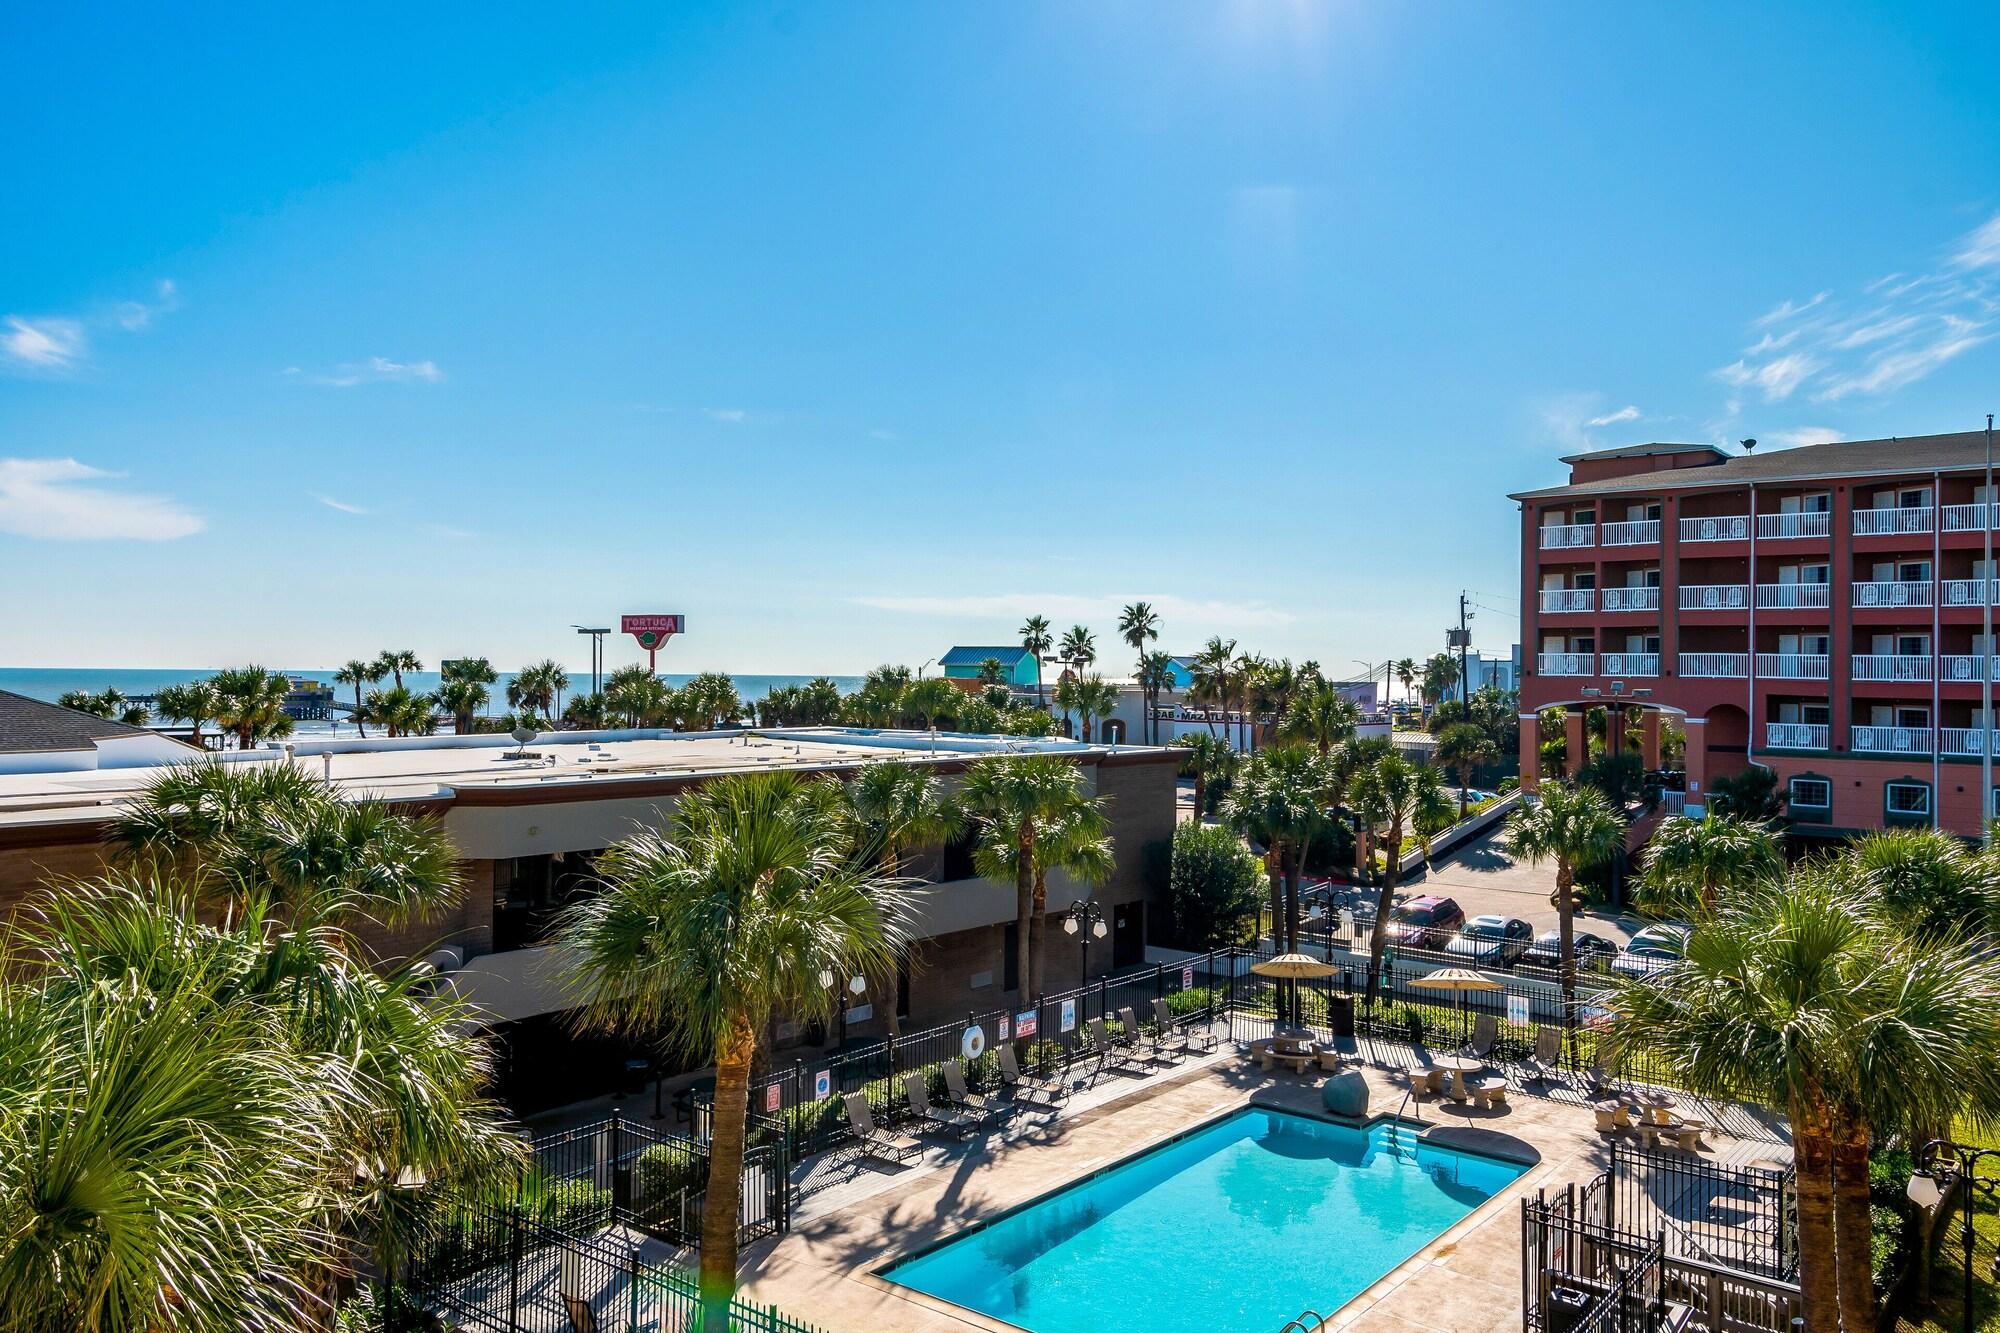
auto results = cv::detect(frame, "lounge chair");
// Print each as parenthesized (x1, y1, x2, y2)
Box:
(1153, 998, 1218, 1055)
(843, 1092, 922, 1163)
(1089, 1017, 1149, 1074)
(1522, 1025, 1563, 1084)
(1455, 1013, 1498, 1061)
(942, 1059, 1017, 1125)
(902, 1072, 980, 1139)
(996, 1041, 1069, 1108)
(1584, 1042, 1624, 1099)
(1119, 1007, 1178, 1065)
(565, 1296, 599, 1333)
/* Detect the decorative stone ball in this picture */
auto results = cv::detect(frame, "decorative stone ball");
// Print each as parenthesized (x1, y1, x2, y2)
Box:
(1321, 1069, 1370, 1119)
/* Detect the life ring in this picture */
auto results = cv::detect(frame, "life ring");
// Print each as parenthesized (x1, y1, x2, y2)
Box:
(961, 1025, 987, 1061)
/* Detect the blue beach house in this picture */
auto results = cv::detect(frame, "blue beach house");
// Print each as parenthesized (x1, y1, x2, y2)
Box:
(939, 646, 1040, 688)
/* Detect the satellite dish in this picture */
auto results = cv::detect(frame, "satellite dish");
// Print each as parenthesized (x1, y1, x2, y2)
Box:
(510, 725, 537, 759)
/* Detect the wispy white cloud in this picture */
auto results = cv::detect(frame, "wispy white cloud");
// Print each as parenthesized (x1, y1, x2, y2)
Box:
(288, 356, 444, 388)
(851, 591, 1296, 629)
(0, 458, 203, 540)
(1767, 426, 1845, 449)
(1716, 352, 1819, 402)
(1752, 292, 1827, 327)
(1586, 405, 1640, 427)
(1817, 316, 1990, 400)
(704, 407, 749, 423)
(112, 279, 179, 332)
(1954, 215, 2000, 270)
(1, 317, 86, 370)
(315, 494, 368, 515)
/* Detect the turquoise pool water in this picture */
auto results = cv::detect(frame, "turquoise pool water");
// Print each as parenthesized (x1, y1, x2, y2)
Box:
(883, 1109, 1527, 1333)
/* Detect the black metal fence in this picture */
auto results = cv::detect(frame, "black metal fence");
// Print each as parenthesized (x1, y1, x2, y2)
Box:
(1603, 1139, 1795, 1280)
(524, 1114, 789, 1250)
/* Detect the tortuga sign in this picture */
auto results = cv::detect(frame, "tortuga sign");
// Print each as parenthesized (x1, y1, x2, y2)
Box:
(621, 614, 685, 669)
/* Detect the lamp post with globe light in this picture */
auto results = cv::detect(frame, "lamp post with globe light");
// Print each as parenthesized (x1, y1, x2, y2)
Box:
(1063, 898, 1108, 1019)
(821, 967, 868, 1053)
(1910, 1138, 2000, 1328)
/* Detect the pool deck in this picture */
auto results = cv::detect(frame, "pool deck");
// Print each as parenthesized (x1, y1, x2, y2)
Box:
(735, 1036, 1788, 1333)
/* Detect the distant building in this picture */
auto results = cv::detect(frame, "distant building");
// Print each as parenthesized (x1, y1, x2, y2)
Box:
(0, 690, 200, 776)
(1462, 648, 1521, 695)
(939, 646, 1041, 688)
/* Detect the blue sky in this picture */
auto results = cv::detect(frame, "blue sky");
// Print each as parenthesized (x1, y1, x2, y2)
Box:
(4, 3, 1999, 677)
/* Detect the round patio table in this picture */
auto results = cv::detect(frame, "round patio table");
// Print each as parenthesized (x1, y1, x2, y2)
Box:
(1431, 1054, 1485, 1101)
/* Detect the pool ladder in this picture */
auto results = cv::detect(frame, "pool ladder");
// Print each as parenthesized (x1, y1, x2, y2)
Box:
(1277, 1311, 1331, 1333)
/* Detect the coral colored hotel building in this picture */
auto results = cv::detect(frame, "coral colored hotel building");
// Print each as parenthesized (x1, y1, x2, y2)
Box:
(1513, 430, 2000, 838)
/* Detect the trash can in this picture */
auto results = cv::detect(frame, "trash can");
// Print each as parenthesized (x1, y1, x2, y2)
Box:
(1327, 994, 1355, 1039)
(1545, 1285, 1593, 1333)
(623, 1056, 650, 1097)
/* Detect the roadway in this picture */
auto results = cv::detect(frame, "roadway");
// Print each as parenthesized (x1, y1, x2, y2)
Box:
(1407, 826, 1643, 946)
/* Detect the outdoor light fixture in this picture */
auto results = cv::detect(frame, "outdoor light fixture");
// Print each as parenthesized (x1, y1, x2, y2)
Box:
(1912, 1137, 2000, 1330)
(1907, 1169, 1944, 1211)
(1611, 681, 1626, 695)
(1580, 686, 1601, 697)
(1063, 898, 1109, 1011)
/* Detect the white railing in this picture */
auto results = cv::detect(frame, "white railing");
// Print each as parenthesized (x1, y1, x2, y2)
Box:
(1756, 653, 1830, 679)
(1679, 584, 1749, 611)
(1598, 652, 1658, 677)
(1942, 727, 1998, 756)
(1599, 586, 1660, 612)
(1852, 654, 1933, 681)
(1942, 579, 1998, 607)
(1679, 515, 1750, 543)
(1537, 652, 1596, 676)
(1601, 519, 1662, 546)
(1538, 588, 1594, 613)
(1757, 511, 1831, 539)
(1540, 523, 1595, 550)
(1755, 582, 1831, 609)
(1677, 653, 1747, 678)
(1854, 507, 1934, 535)
(1943, 655, 2000, 683)
(1853, 724, 1935, 754)
(1943, 503, 1998, 532)
(1851, 580, 1933, 608)
(1766, 722, 1830, 749)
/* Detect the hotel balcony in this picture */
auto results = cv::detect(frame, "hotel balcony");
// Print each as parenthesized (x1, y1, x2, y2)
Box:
(1854, 508, 1934, 536)
(1601, 519, 1661, 546)
(1943, 655, 2000, 682)
(1851, 654, 1932, 682)
(1852, 724, 1935, 755)
(1943, 503, 2000, 533)
(1540, 524, 1595, 551)
(1678, 652, 1747, 679)
(1538, 652, 1596, 676)
(1599, 586, 1660, 612)
(1679, 584, 1749, 611)
(1755, 583, 1830, 610)
(1757, 512, 1831, 539)
(1851, 580, 1934, 609)
(1766, 722, 1830, 749)
(1942, 727, 2000, 756)
(1539, 589, 1594, 613)
(1942, 578, 2000, 607)
(1598, 651, 1658, 677)
(1679, 515, 1749, 543)
(1755, 653, 1830, 680)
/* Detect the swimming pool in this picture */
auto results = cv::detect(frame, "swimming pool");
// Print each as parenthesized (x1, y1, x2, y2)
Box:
(882, 1108, 1527, 1333)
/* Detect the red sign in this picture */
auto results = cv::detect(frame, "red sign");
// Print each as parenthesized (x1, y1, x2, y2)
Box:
(621, 614, 685, 654)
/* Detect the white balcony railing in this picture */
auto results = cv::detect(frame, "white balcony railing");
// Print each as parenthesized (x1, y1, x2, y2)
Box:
(1679, 584, 1749, 611)
(1766, 722, 1830, 749)
(1757, 511, 1831, 539)
(1679, 515, 1750, 543)
(1540, 523, 1595, 550)
(1678, 652, 1747, 678)
(1756, 653, 1830, 679)
(1599, 652, 1659, 677)
(1942, 727, 1999, 757)
(1942, 579, 1999, 607)
(1599, 586, 1660, 612)
(1538, 652, 1596, 676)
(1602, 519, 1662, 546)
(1854, 507, 1934, 535)
(1852, 724, 1935, 754)
(1755, 582, 1831, 609)
(1851, 580, 1934, 608)
(1943, 503, 1999, 532)
(1539, 588, 1595, 613)
(1943, 655, 2000, 683)
(1852, 654, 1933, 682)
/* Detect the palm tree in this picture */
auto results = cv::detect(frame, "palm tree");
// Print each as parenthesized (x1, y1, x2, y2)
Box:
(375, 648, 421, 691)
(960, 753, 1093, 1002)
(1431, 721, 1499, 819)
(1352, 753, 1454, 1000)
(1850, 825, 2000, 940)
(1636, 813, 1784, 918)
(1071, 674, 1120, 743)
(153, 678, 221, 749)
(437, 657, 498, 734)
(1279, 681, 1359, 756)
(1138, 650, 1177, 745)
(558, 773, 915, 1326)
(1052, 673, 1081, 738)
(1224, 747, 1331, 957)
(1394, 657, 1418, 709)
(364, 684, 436, 738)
(1497, 781, 1623, 1031)
(1420, 653, 1459, 718)
(901, 675, 961, 730)
(336, 658, 385, 737)
(1175, 733, 1235, 819)
(507, 660, 568, 725)
(1190, 637, 1238, 739)
(1019, 616, 1054, 708)
(211, 665, 294, 749)
(848, 760, 963, 876)
(1119, 601, 1160, 734)
(683, 671, 741, 730)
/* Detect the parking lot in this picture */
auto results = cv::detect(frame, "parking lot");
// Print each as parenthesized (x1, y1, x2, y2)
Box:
(1404, 827, 1644, 947)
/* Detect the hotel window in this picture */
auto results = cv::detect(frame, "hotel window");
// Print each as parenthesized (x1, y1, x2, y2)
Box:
(1886, 782, 1932, 817)
(1781, 492, 1832, 514)
(1788, 777, 1831, 811)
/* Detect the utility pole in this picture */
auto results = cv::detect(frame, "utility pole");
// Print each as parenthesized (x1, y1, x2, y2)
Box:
(1458, 592, 1472, 709)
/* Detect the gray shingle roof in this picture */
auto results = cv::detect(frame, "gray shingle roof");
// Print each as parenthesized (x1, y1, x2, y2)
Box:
(0, 689, 159, 754)
(1512, 429, 1998, 502)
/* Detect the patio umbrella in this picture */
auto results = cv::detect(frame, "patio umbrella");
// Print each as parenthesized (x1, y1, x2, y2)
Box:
(1252, 953, 1339, 1029)
(1410, 967, 1504, 1046)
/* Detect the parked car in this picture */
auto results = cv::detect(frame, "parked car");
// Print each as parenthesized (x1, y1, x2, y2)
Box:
(1443, 914, 1535, 967)
(1612, 924, 1693, 977)
(1520, 930, 1620, 971)
(1384, 895, 1466, 950)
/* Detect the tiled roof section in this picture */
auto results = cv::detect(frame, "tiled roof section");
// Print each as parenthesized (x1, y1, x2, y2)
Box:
(1513, 430, 1999, 502)
(0, 690, 157, 754)
(939, 646, 1032, 667)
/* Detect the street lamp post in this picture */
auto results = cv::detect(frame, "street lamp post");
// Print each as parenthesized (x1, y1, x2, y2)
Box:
(1910, 1137, 2000, 1329)
(1062, 898, 1108, 1019)
(821, 967, 868, 1053)
(573, 626, 610, 697)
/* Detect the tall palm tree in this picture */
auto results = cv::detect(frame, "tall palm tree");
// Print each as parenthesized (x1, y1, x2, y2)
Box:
(1224, 747, 1331, 957)
(153, 678, 221, 749)
(375, 649, 421, 691)
(1394, 658, 1418, 708)
(1052, 673, 1081, 738)
(558, 773, 915, 1326)
(1190, 637, 1238, 739)
(437, 657, 498, 734)
(1431, 721, 1499, 819)
(1071, 674, 1120, 743)
(1636, 813, 1784, 918)
(1498, 781, 1623, 1030)
(336, 658, 385, 737)
(507, 660, 568, 725)
(1138, 650, 1177, 745)
(1175, 733, 1235, 819)
(1058, 625, 1096, 681)
(1419, 652, 1459, 718)
(960, 753, 1094, 1003)
(1352, 753, 1453, 1000)
(1019, 616, 1054, 709)
(1279, 681, 1360, 756)
(210, 665, 294, 750)
(1118, 601, 1159, 732)
(848, 760, 963, 876)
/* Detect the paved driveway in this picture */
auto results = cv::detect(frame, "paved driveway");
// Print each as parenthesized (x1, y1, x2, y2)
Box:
(1409, 828, 1644, 945)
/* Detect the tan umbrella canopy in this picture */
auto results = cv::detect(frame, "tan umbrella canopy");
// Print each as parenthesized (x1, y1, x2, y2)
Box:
(1251, 953, 1340, 980)
(1409, 967, 1503, 993)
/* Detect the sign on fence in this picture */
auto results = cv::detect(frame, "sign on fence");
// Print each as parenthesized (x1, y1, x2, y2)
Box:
(1507, 994, 1531, 1028)
(1182, 965, 1194, 990)
(961, 1025, 987, 1060)
(1060, 999, 1076, 1034)
(998, 1014, 1011, 1042)
(765, 1084, 782, 1113)
(813, 1069, 831, 1100)
(1016, 1008, 1038, 1039)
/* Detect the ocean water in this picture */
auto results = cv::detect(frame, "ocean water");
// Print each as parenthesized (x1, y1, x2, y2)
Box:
(885, 1109, 1525, 1333)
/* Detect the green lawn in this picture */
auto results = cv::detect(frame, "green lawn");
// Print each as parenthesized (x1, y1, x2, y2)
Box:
(1895, 1123, 2000, 1332)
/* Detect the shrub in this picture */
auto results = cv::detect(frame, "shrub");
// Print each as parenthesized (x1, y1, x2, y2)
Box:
(1166, 822, 1266, 948)
(1165, 985, 1223, 1017)
(633, 1142, 704, 1211)
(529, 1175, 611, 1233)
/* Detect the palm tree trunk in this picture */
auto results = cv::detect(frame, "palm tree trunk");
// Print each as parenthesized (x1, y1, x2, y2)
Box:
(1555, 861, 1577, 1056)
(1015, 828, 1035, 1001)
(1790, 1103, 1842, 1333)
(701, 1014, 756, 1329)
(1192, 773, 1207, 820)
(1029, 867, 1051, 998)
(1364, 831, 1405, 1003)
(353, 685, 367, 738)
(1832, 1124, 1877, 1333)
